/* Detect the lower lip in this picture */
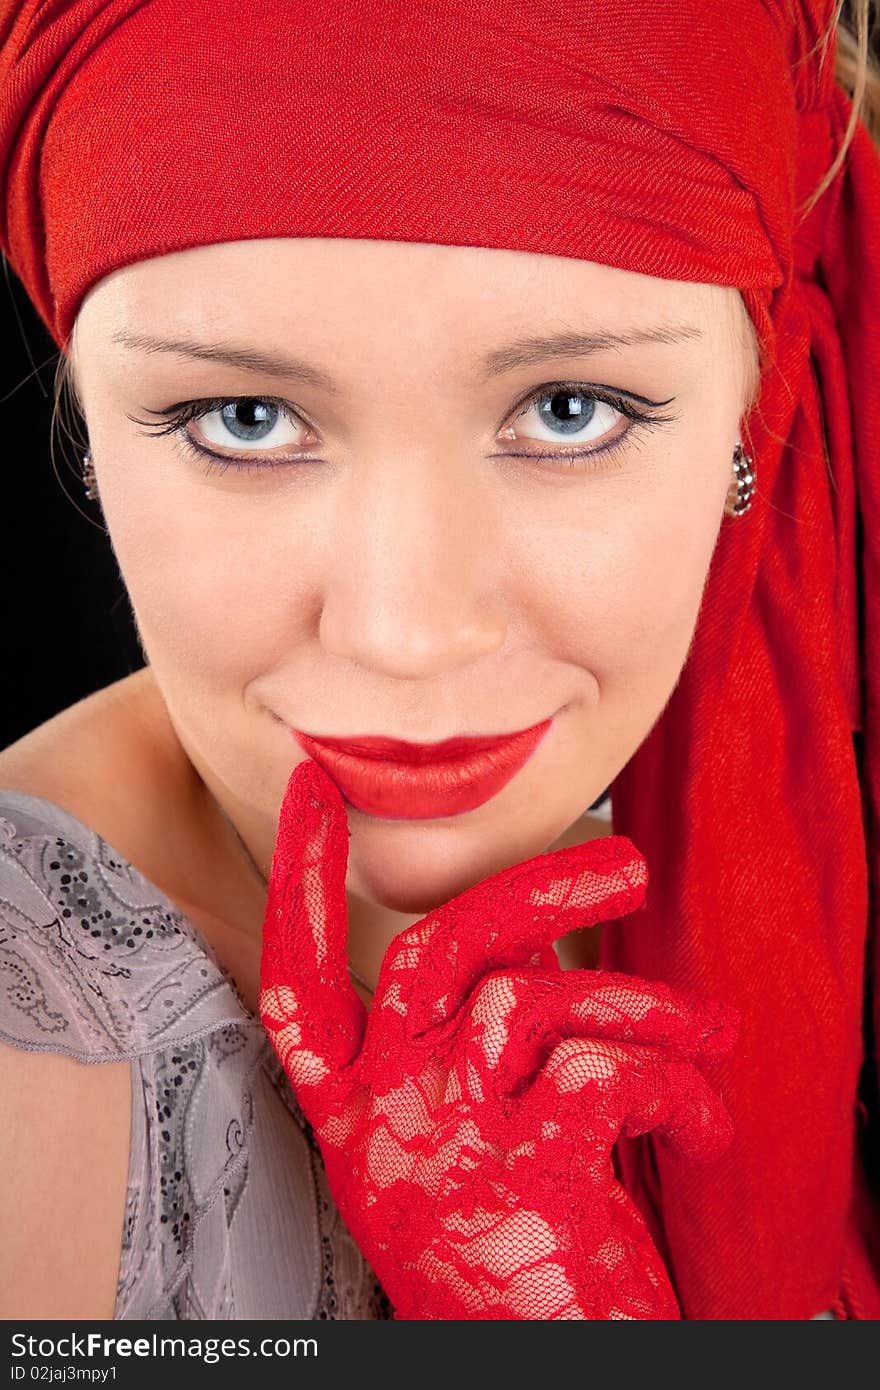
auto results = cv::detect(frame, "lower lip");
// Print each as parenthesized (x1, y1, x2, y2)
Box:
(288, 718, 555, 819)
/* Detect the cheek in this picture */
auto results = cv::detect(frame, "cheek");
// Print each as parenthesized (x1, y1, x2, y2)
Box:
(99, 470, 299, 677)
(511, 452, 727, 697)
(609, 493, 721, 659)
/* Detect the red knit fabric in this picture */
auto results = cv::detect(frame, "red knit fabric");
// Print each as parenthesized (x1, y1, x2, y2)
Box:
(1, 0, 878, 1319)
(260, 760, 739, 1320)
(606, 89, 880, 1320)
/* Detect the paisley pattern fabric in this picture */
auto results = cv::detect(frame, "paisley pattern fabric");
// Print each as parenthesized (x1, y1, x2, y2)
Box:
(0, 789, 391, 1321)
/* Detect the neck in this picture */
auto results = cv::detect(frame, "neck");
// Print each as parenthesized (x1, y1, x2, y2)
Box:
(214, 792, 382, 999)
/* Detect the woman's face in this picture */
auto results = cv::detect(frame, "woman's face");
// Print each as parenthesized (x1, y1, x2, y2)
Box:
(71, 237, 756, 914)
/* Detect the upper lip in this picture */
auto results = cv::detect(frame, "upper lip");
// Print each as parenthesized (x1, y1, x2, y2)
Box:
(290, 720, 551, 764)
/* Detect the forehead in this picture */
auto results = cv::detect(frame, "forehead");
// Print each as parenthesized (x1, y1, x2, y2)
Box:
(76, 237, 731, 347)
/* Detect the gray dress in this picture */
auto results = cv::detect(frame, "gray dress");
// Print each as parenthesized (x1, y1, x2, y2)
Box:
(0, 789, 391, 1321)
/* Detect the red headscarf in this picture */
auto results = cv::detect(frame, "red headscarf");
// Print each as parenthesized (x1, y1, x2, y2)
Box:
(2, 0, 878, 1319)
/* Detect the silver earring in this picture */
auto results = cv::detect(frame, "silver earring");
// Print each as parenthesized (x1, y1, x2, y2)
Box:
(725, 441, 755, 517)
(82, 451, 99, 502)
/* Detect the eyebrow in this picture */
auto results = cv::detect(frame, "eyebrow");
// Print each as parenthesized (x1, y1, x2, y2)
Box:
(110, 321, 704, 391)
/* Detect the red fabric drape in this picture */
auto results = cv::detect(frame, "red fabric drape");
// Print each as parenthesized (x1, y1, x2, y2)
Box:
(606, 84, 880, 1318)
(1, 0, 878, 1317)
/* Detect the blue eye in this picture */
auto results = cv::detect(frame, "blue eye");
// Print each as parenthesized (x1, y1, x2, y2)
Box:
(213, 399, 286, 442)
(127, 382, 677, 478)
(127, 395, 311, 474)
(526, 389, 603, 437)
(497, 382, 678, 469)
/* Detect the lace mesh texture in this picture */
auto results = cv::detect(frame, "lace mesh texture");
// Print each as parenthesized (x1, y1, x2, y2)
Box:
(260, 760, 739, 1320)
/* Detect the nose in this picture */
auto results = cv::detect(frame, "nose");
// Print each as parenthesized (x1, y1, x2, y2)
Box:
(318, 449, 508, 680)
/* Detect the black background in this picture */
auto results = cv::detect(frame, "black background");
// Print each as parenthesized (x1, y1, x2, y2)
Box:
(2, 262, 144, 748)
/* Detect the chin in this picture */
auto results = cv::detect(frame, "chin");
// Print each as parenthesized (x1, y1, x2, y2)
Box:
(344, 817, 552, 917)
(347, 881, 448, 917)
(345, 856, 474, 917)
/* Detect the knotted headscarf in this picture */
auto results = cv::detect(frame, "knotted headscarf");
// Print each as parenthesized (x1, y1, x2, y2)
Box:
(2, 0, 878, 1319)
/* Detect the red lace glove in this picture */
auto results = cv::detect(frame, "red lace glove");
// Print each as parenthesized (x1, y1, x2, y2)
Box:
(259, 759, 738, 1320)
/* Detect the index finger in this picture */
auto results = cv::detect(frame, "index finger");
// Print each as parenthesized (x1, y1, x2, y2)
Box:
(259, 758, 366, 1087)
(378, 833, 648, 1038)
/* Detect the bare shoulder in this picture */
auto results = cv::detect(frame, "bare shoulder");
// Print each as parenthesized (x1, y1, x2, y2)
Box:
(0, 1039, 131, 1318)
(0, 667, 156, 807)
(0, 667, 202, 899)
(0, 670, 266, 1013)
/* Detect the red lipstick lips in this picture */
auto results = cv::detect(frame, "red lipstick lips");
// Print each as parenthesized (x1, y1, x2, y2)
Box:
(289, 719, 554, 819)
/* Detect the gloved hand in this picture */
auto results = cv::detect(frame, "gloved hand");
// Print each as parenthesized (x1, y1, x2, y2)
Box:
(259, 758, 738, 1320)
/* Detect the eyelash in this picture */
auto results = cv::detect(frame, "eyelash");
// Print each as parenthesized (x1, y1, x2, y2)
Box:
(126, 382, 678, 478)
